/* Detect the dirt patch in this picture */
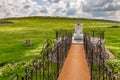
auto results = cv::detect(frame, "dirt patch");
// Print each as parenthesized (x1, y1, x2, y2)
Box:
(0, 62, 8, 67)
(0, 22, 13, 24)
(109, 26, 120, 28)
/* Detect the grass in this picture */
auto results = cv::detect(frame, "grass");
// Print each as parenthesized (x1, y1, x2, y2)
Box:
(0, 16, 120, 79)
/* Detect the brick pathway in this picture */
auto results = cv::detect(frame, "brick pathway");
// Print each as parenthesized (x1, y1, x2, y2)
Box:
(58, 44, 90, 80)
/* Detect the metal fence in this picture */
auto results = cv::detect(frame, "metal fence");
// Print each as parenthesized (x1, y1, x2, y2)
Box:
(10, 30, 72, 80)
(84, 30, 119, 80)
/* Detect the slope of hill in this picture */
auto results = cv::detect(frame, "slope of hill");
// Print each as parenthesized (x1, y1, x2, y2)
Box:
(0, 16, 120, 79)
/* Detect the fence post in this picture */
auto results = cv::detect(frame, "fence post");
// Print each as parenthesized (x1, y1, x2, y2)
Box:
(22, 77, 24, 80)
(56, 44, 59, 77)
(56, 31, 58, 41)
(90, 45, 94, 80)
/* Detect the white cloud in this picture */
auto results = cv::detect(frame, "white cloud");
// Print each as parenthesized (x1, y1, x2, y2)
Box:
(0, 0, 48, 18)
(0, 0, 120, 21)
(82, 0, 120, 21)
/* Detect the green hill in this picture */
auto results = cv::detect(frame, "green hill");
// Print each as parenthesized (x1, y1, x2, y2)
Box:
(0, 16, 120, 79)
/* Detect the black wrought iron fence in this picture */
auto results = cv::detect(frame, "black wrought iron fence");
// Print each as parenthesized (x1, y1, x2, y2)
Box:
(84, 30, 119, 80)
(10, 30, 72, 80)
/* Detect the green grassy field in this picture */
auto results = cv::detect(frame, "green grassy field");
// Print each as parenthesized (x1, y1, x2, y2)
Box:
(0, 16, 120, 79)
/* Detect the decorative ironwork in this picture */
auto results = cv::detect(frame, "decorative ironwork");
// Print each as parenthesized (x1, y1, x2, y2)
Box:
(10, 30, 72, 80)
(84, 30, 119, 80)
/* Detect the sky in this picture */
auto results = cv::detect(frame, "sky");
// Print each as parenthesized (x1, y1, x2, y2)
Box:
(0, 0, 120, 21)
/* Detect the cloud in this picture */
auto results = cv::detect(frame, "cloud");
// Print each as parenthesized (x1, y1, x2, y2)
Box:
(0, 0, 48, 18)
(81, 0, 120, 21)
(41, 8, 48, 13)
(43, 0, 61, 3)
(0, 0, 120, 21)
(67, 8, 76, 16)
(82, 0, 120, 12)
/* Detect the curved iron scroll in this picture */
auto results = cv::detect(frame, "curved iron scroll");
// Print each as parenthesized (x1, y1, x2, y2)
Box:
(84, 30, 118, 80)
(10, 30, 72, 80)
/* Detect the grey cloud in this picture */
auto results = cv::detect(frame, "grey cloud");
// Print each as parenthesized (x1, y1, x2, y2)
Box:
(66, 0, 70, 8)
(102, 3, 120, 11)
(43, 0, 60, 3)
(30, 10, 40, 15)
(67, 8, 76, 16)
(55, 7, 62, 12)
(91, 12, 109, 17)
(24, 4, 31, 9)
(82, 0, 120, 12)
(53, 7, 62, 13)
(40, 7, 48, 13)
(81, 0, 120, 21)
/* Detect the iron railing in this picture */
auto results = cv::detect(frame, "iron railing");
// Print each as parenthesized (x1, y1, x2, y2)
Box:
(10, 30, 72, 80)
(84, 30, 119, 80)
